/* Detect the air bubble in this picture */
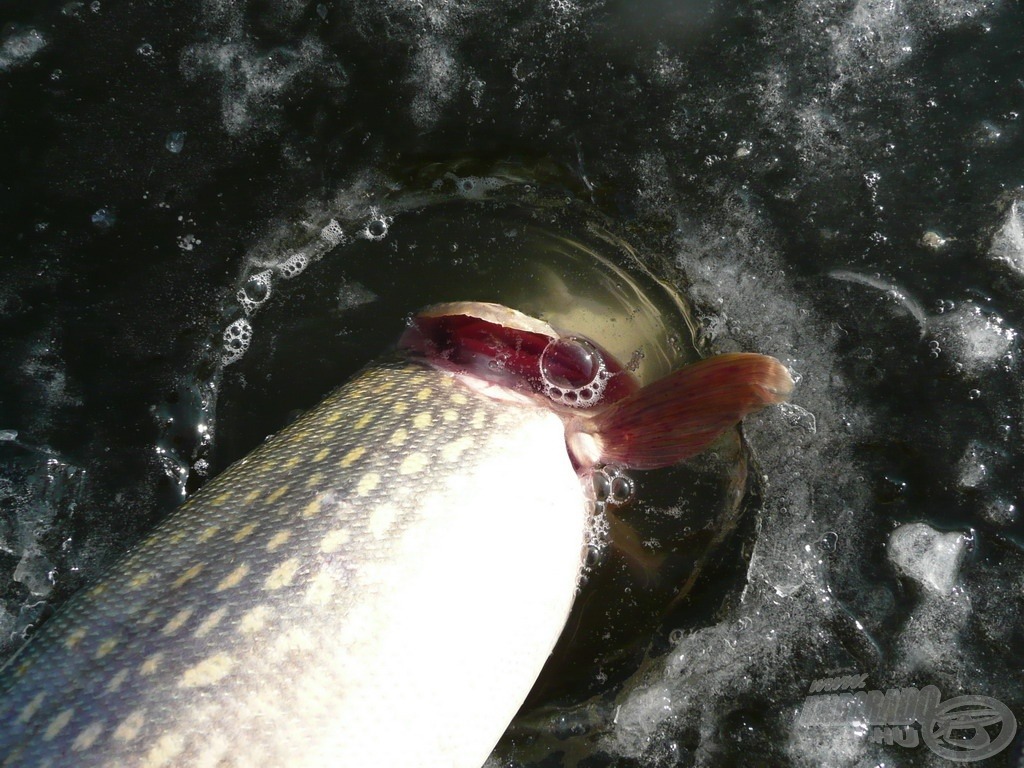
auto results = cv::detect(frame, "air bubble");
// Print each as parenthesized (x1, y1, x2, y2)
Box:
(91, 207, 116, 229)
(359, 208, 392, 241)
(540, 336, 607, 408)
(609, 473, 635, 505)
(589, 466, 634, 507)
(165, 131, 186, 154)
(236, 270, 272, 314)
(222, 318, 252, 365)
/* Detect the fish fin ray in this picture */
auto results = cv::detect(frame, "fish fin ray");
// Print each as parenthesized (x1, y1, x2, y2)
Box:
(574, 353, 794, 470)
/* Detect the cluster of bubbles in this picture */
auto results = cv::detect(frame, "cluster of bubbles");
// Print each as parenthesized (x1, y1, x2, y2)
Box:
(221, 318, 253, 366)
(580, 465, 636, 583)
(539, 336, 610, 408)
(221, 214, 375, 364)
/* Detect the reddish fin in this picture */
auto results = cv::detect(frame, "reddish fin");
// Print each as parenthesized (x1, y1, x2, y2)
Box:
(569, 353, 794, 470)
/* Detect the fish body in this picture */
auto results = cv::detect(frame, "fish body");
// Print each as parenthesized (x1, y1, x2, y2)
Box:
(0, 357, 586, 767)
(0, 302, 793, 767)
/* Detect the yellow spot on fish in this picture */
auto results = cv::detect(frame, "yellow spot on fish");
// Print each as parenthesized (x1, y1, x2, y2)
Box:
(369, 503, 399, 539)
(162, 606, 195, 636)
(393, 401, 409, 415)
(95, 637, 118, 659)
(114, 710, 147, 743)
(354, 412, 374, 430)
(442, 436, 473, 462)
(451, 392, 469, 405)
(304, 571, 336, 606)
(211, 490, 232, 507)
(340, 446, 366, 467)
(314, 447, 330, 462)
(141, 732, 185, 767)
(239, 605, 272, 634)
(413, 412, 433, 429)
(324, 410, 342, 425)
(72, 721, 104, 752)
(16, 692, 45, 724)
(166, 529, 188, 547)
(399, 452, 428, 475)
(232, 521, 259, 543)
(179, 653, 235, 688)
(356, 472, 380, 496)
(388, 428, 408, 446)
(266, 485, 290, 504)
(471, 410, 486, 429)
(302, 497, 322, 518)
(64, 627, 87, 650)
(320, 528, 352, 553)
(140, 652, 164, 676)
(415, 387, 433, 401)
(282, 454, 302, 470)
(244, 489, 261, 504)
(264, 558, 301, 590)
(128, 571, 154, 590)
(197, 525, 220, 543)
(172, 563, 204, 589)
(140, 609, 160, 626)
(88, 582, 109, 598)
(305, 471, 325, 489)
(194, 606, 229, 639)
(43, 708, 74, 741)
(216, 563, 250, 592)
(442, 409, 458, 422)
(13, 660, 31, 679)
(266, 529, 292, 552)
(105, 668, 130, 694)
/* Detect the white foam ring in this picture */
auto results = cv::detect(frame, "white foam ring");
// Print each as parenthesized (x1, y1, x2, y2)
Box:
(236, 270, 274, 314)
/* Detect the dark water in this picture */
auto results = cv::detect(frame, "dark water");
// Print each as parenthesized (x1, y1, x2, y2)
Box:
(2, 0, 1024, 765)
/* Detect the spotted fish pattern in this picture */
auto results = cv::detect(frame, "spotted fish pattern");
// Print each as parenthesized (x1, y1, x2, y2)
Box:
(0, 356, 586, 767)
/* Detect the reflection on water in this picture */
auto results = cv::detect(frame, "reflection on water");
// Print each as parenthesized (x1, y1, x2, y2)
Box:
(1, 0, 1023, 765)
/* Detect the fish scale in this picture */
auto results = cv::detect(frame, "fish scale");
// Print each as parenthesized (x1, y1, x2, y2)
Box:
(0, 356, 590, 767)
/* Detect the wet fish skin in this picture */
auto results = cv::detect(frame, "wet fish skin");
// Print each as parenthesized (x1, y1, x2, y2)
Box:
(0, 356, 589, 767)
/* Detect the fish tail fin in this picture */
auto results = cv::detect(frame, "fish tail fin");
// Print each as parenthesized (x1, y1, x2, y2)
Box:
(568, 353, 794, 470)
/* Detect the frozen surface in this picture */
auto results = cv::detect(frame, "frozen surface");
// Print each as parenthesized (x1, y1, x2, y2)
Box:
(932, 302, 1016, 376)
(2, 0, 1024, 765)
(990, 199, 1024, 277)
(888, 522, 969, 596)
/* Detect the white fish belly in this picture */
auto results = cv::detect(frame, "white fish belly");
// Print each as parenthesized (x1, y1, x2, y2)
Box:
(328, 407, 588, 767)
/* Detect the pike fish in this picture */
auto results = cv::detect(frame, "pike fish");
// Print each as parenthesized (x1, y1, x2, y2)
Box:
(0, 301, 793, 767)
